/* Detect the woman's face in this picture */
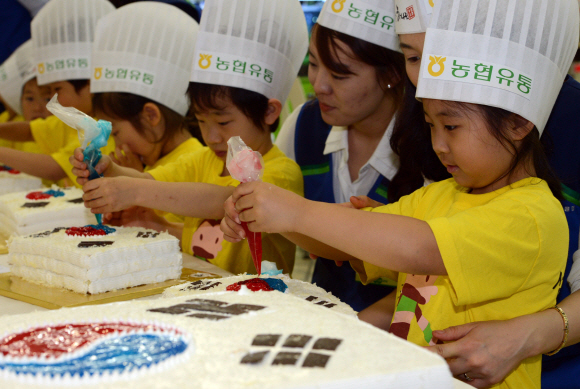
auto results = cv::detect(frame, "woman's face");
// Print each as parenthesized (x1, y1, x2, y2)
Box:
(20, 78, 51, 121)
(399, 32, 426, 87)
(307, 37, 390, 128)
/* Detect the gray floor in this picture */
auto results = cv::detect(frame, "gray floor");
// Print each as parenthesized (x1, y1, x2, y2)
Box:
(290, 247, 315, 282)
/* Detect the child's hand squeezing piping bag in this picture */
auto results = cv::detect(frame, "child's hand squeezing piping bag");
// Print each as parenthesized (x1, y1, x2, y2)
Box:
(46, 94, 112, 225)
(226, 136, 265, 275)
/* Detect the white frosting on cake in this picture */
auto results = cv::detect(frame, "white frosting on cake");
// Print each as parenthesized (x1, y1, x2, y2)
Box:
(0, 292, 453, 388)
(0, 169, 43, 196)
(164, 273, 358, 316)
(0, 187, 94, 239)
(8, 226, 182, 294)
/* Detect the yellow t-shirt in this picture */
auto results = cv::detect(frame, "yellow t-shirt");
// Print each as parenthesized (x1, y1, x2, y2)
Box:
(360, 177, 567, 389)
(30, 115, 78, 155)
(149, 145, 304, 275)
(0, 112, 42, 153)
(143, 137, 204, 223)
(0, 111, 10, 124)
(145, 137, 204, 172)
(0, 111, 15, 150)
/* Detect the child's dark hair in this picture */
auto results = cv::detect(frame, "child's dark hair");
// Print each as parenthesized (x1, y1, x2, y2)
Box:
(442, 101, 563, 201)
(67, 79, 90, 94)
(92, 92, 187, 144)
(389, 79, 450, 202)
(187, 83, 279, 133)
(312, 24, 405, 112)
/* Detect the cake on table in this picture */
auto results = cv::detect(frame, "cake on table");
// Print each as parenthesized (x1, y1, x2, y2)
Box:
(0, 291, 453, 388)
(8, 226, 182, 294)
(0, 187, 93, 241)
(164, 273, 357, 316)
(0, 165, 42, 196)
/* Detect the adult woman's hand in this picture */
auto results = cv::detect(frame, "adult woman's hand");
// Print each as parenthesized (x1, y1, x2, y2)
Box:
(428, 319, 535, 387)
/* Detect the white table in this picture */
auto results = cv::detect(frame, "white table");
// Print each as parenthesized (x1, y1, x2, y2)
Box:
(0, 253, 233, 317)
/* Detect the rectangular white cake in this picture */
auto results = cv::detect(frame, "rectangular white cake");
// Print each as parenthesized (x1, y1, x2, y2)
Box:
(0, 187, 94, 240)
(8, 226, 182, 294)
(0, 292, 453, 388)
(0, 166, 42, 196)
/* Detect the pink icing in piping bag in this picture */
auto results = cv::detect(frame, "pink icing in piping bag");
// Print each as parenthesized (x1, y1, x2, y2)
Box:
(226, 137, 265, 275)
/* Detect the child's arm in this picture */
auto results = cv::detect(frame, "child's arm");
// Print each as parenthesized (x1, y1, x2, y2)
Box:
(0, 147, 67, 181)
(228, 181, 445, 276)
(221, 194, 360, 262)
(357, 290, 398, 331)
(428, 290, 580, 387)
(0, 122, 34, 142)
(82, 176, 234, 219)
(70, 147, 151, 186)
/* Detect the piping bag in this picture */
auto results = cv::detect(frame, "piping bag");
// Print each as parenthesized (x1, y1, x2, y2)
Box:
(46, 94, 112, 225)
(226, 136, 265, 275)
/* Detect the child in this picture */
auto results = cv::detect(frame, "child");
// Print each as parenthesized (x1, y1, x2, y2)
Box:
(274, 0, 405, 311)
(71, 0, 307, 275)
(386, 0, 580, 387)
(79, 2, 202, 224)
(0, 0, 115, 185)
(0, 40, 50, 154)
(221, 0, 577, 387)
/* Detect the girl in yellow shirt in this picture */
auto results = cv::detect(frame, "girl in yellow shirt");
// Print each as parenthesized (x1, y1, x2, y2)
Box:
(220, 1, 577, 388)
(67, 1, 202, 227)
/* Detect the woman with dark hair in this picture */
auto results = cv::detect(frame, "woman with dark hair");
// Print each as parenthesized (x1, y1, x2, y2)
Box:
(275, 0, 406, 312)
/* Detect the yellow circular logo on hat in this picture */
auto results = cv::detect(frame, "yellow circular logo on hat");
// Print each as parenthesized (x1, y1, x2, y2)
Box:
(428, 56, 446, 77)
(37, 63, 45, 74)
(94, 67, 102, 80)
(331, 0, 345, 13)
(429, 0, 435, 7)
(199, 54, 212, 70)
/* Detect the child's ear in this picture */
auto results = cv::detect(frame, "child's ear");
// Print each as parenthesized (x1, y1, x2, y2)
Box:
(511, 116, 535, 141)
(264, 99, 283, 126)
(141, 102, 162, 127)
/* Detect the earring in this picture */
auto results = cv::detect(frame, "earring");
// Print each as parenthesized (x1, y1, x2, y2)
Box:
(388, 84, 392, 89)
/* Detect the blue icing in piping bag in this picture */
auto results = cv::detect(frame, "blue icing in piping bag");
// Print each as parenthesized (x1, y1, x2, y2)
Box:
(82, 118, 112, 180)
(81, 119, 111, 225)
(46, 94, 112, 225)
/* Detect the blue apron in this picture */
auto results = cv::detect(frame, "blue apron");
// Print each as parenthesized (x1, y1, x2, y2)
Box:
(294, 99, 394, 312)
(542, 76, 580, 389)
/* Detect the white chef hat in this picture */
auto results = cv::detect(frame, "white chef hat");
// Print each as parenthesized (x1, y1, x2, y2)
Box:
(0, 40, 38, 115)
(90, 2, 199, 116)
(15, 40, 37, 87)
(0, 51, 22, 114)
(395, 0, 435, 34)
(190, 0, 309, 103)
(317, 0, 399, 52)
(31, 0, 115, 86)
(417, 0, 579, 133)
